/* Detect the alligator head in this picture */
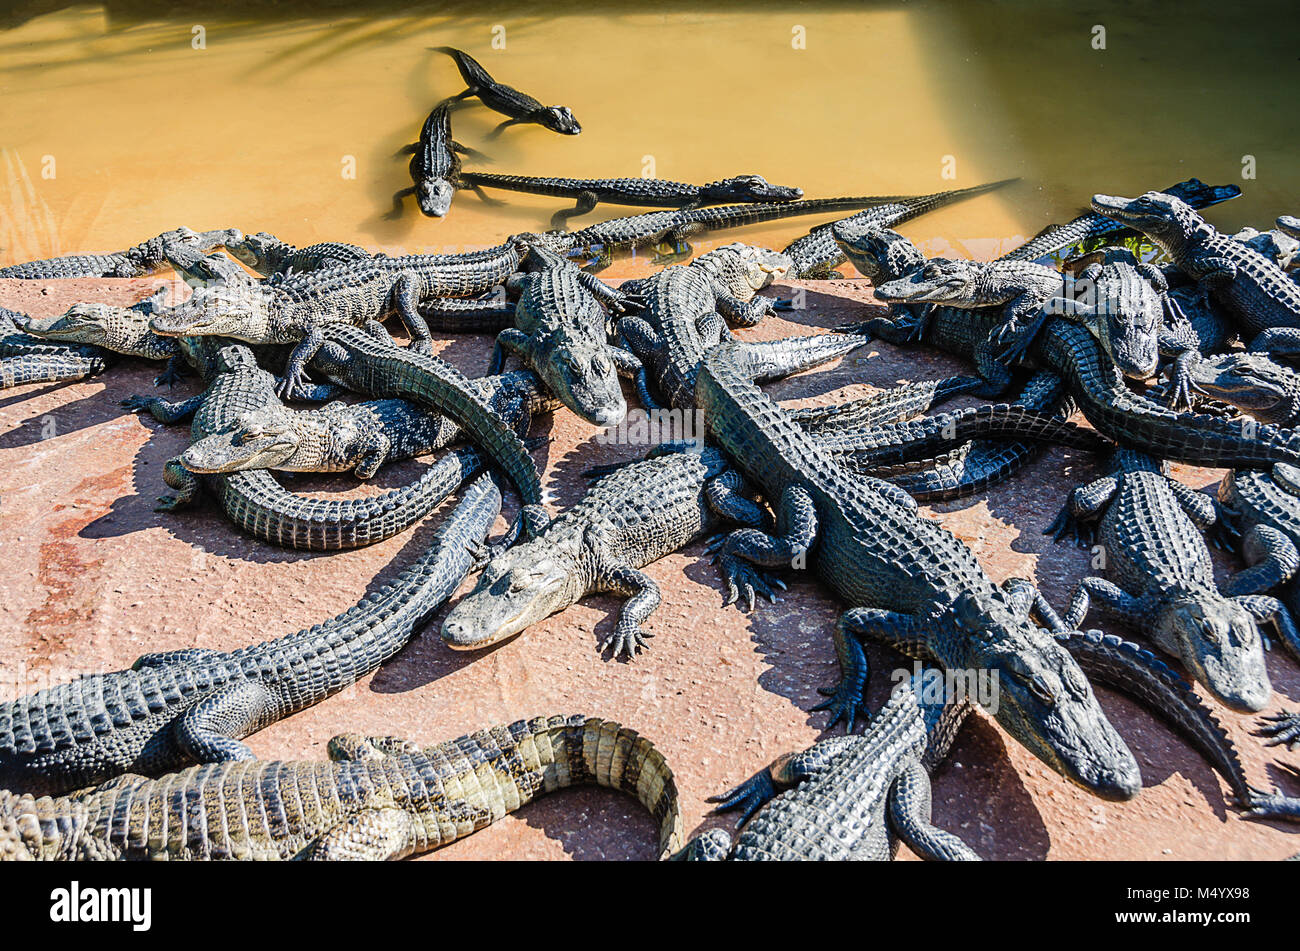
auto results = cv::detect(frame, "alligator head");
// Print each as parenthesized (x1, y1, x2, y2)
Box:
(698, 175, 803, 204)
(873, 258, 982, 307)
(21, 301, 173, 360)
(1065, 249, 1162, 379)
(181, 405, 303, 473)
(1090, 191, 1208, 247)
(833, 224, 925, 285)
(534, 105, 581, 135)
(149, 284, 273, 342)
(1163, 178, 1242, 208)
(1151, 592, 1271, 713)
(536, 326, 626, 428)
(957, 593, 1142, 800)
(229, 231, 290, 272)
(441, 536, 582, 649)
(1181, 351, 1300, 425)
(1279, 216, 1300, 241)
(692, 243, 794, 300)
(417, 177, 457, 218)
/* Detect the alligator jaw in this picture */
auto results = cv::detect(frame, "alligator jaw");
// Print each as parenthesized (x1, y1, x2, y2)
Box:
(180, 430, 298, 474)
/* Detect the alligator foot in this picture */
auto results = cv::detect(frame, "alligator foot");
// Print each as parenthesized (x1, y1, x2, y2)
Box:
(1044, 503, 1093, 547)
(1257, 710, 1300, 750)
(716, 554, 786, 612)
(153, 365, 184, 389)
(707, 770, 778, 826)
(407, 338, 434, 357)
(599, 620, 653, 660)
(276, 366, 315, 401)
(155, 494, 184, 512)
(811, 676, 869, 733)
(1234, 784, 1300, 821)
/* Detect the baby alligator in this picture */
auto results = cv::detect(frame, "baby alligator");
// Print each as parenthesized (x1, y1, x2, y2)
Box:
(0, 714, 682, 860)
(434, 46, 580, 136)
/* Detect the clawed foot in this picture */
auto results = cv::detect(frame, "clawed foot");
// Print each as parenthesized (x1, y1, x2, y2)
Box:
(608, 293, 645, 317)
(1256, 710, 1300, 750)
(1044, 506, 1092, 547)
(153, 367, 183, 388)
(707, 771, 777, 826)
(276, 367, 314, 401)
(407, 339, 434, 357)
(599, 620, 653, 660)
(120, 395, 156, 414)
(1234, 784, 1300, 820)
(992, 325, 1036, 366)
(811, 678, 869, 733)
(716, 554, 786, 612)
(154, 494, 183, 513)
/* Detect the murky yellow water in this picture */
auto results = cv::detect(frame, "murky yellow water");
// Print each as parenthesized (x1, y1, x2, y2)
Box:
(2, 2, 1296, 276)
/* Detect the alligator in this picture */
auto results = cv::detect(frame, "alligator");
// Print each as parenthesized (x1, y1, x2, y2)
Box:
(1091, 192, 1300, 346)
(854, 239, 1300, 470)
(1172, 350, 1300, 427)
(1279, 216, 1300, 243)
(489, 242, 642, 427)
(0, 472, 501, 798)
(1233, 226, 1300, 272)
(696, 338, 1142, 800)
(229, 232, 371, 277)
(0, 307, 113, 389)
(782, 179, 1017, 279)
(0, 226, 240, 279)
(434, 46, 581, 136)
(1045, 449, 1278, 713)
(458, 170, 802, 229)
(149, 237, 529, 400)
(676, 671, 977, 861)
(996, 178, 1240, 264)
(0, 713, 683, 860)
(389, 102, 473, 219)
(442, 443, 768, 659)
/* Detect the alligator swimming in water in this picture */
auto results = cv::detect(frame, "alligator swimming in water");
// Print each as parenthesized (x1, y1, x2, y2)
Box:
(389, 102, 472, 219)
(0, 713, 682, 860)
(433, 46, 581, 137)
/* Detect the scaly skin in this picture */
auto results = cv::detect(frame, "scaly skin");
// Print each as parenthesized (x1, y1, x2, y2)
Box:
(229, 232, 371, 276)
(389, 102, 463, 219)
(434, 47, 581, 136)
(1233, 226, 1300, 272)
(676, 672, 978, 861)
(0, 714, 683, 860)
(0, 474, 501, 798)
(0, 226, 240, 279)
(1176, 350, 1300, 426)
(442, 445, 768, 659)
(1091, 191, 1300, 341)
(1057, 246, 1167, 380)
(1045, 450, 1277, 713)
(697, 338, 1142, 801)
(996, 179, 1240, 263)
(784, 179, 1018, 279)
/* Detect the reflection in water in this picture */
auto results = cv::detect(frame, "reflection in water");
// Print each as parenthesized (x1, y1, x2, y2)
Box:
(1, 1, 1295, 277)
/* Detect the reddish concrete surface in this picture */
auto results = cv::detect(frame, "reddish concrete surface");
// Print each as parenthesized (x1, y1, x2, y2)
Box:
(1, 274, 1298, 861)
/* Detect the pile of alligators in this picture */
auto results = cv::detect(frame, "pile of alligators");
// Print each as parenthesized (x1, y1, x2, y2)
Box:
(3, 48, 1300, 862)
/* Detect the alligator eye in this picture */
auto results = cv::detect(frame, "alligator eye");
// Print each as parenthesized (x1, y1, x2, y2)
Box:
(592, 354, 611, 374)
(1027, 677, 1057, 705)
(1198, 620, 1221, 643)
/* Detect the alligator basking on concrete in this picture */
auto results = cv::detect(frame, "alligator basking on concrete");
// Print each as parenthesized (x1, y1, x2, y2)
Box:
(675, 672, 978, 861)
(0, 306, 113, 389)
(0, 226, 241, 280)
(997, 178, 1240, 264)
(1233, 226, 1300, 272)
(434, 46, 581, 137)
(442, 444, 768, 659)
(0, 472, 501, 798)
(0, 713, 683, 860)
(782, 179, 1017, 279)
(389, 102, 477, 219)
(696, 338, 1142, 800)
(458, 170, 802, 229)
(149, 237, 529, 400)
(1171, 350, 1300, 427)
(1045, 450, 1279, 713)
(1091, 192, 1300, 348)
(229, 233, 371, 277)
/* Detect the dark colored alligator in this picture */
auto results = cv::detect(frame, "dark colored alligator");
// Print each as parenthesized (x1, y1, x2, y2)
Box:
(442, 443, 767, 659)
(489, 242, 641, 427)
(149, 237, 528, 399)
(0, 713, 684, 860)
(0, 226, 240, 279)
(1045, 449, 1278, 713)
(676, 672, 978, 861)
(229, 232, 371, 277)
(996, 178, 1240, 263)
(782, 179, 1017, 279)
(0, 472, 501, 798)
(1174, 350, 1300, 427)
(696, 337, 1142, 800)
(858, 244, 1300, 470)
(1091, 192, 1300, 346)
(390, 102, 468, 219)
(1055, 246, 1169, 381)
(458, 170, 802, 229)
(434, 47, 580, 136)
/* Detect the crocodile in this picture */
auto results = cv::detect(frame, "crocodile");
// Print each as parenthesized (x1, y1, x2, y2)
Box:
(782, 179, 1018, 279)
(459, 170, 802, 229)
(442, 443, 767, 659)
(0, 472, 501, 798)
(1045, 450, 1279, 713)
(389, 102, 469, 219)
(149, 237, 529, 400)
(229, 232, 371, 277)
(676, 671, 978, 861)
(434, 46, 581, 136)
(856, 242, 1300, 470)
(0, 713, 683, 860)
(1091, 191, 1300, 346)
(1172, 350, 1300, 427)
(696, 338, 1142, 800)
(0, 226, 240, 279)
(996, 178, 1240, 263)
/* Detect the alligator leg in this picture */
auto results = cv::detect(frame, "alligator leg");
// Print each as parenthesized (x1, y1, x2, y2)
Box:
(817, 607, 921, 732)
(990, 293, 1051, 366)
(592, 560, 661, 660)
(969, 339, 1015, 397)
(385, 187, 416, 220)
(1064, 578, 1149, 631)
(714, 287, 778, 328)
(353, 430, 394, 479)
(154, 353, 189, 388)
(549, 191, 600, 231)
(488, 327, 533, 376)
(1224, 525, 1300, 596)
(174, 682, 275, 762)
(1165, 477, 1218, 529)
(715, 484, 817, 610)
(121, 392, 205, 424)
(1001, 577, 1063, 631)
(1045, 474, 1119, 546)
(389, 273, 436, 355)
(887, 762, 980, 861)
(158, 456, 201, 511)
(705, 469, 769, 530)
(708, 735, 856, 825)
(1234, 594, 1300, 660)
(304, 809, 416, 860)
(277, 327, 326, 401)
(1256, 711, 1300, 750)
(1248, 327, 1300, 359)
(485, 117, 524, 139)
